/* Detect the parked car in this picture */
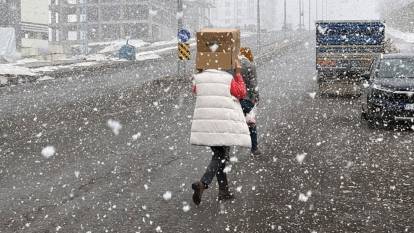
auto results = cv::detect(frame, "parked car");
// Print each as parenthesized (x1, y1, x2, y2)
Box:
(361, 54, 414, 126)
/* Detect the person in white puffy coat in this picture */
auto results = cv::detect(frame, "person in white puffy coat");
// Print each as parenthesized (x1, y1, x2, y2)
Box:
(190, 68, 251, 205)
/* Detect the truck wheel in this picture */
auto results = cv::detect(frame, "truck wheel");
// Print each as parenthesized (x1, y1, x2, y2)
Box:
(361, 110, 376, 129)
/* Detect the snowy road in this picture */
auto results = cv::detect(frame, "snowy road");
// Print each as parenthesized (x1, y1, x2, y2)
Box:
(0, 34, 413, 232)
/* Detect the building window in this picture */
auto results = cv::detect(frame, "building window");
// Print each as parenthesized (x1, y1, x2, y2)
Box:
(68, 31, 77, 40)
(67, 14, 77, 23)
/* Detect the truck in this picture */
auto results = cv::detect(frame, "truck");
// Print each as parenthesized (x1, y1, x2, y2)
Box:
(316, 20, 386, 95)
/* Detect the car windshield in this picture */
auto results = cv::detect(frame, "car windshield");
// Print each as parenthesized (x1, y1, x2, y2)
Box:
(378, 58, 414, 78)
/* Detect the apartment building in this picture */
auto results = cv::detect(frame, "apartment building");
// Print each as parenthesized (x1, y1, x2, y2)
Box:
(0, 0, 49, 55)
(0, 0, 21, 30)
(50, 0, 176, 44)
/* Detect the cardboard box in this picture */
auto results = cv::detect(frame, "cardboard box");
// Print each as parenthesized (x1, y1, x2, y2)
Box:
(196, 28, 240, 70)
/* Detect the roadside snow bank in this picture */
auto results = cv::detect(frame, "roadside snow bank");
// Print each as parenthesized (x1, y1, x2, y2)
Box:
(31, 61, 98, 73)
(99, 39, 149, 54)
(0, 64, 36, 76)
(136, 53, 161, 61)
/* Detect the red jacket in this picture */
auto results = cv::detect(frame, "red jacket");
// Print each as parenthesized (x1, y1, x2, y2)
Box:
(192, 73, 247, 100)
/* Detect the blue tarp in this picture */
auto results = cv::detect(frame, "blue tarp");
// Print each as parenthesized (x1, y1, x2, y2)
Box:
(316, 22, 385, 46)
(119, 43, 136, 61)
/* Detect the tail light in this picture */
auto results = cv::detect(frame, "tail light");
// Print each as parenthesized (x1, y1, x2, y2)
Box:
(317, 59, 337, 67)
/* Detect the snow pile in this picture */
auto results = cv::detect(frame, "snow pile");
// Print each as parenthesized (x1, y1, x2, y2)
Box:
(0, 64, 36, 76)
(150, 38, 178, 47)
(387, 28, 414, 43)
(14, 58, 40, 65)
(31, 61, 98, 73)
(86, 54, 109, 61)
(136, 53, 161, 61)
(99, 39, 149, 54)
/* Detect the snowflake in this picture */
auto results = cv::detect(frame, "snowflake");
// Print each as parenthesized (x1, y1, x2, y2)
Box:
(162, 191, 172, 201)
(41, 146, 56, 158)
(296, 153, 307, 164)
(107, 119, 122, 135)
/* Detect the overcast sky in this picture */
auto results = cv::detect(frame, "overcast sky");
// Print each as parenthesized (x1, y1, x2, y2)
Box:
(278, 0, 383, 30)
(325, 0, 380, 20)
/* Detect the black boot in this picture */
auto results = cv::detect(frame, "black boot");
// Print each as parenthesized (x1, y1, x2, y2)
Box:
(192, 181, 207, 205)
(218, 186, 234, 201)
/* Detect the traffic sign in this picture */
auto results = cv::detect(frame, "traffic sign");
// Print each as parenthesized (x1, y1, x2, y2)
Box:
(178, 29, 191, 43)
(178, 43, 190, 60)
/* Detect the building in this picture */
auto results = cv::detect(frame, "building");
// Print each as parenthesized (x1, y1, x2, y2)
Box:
(0, 0, 21, 31)
(20, 0, 49, 53)
(50, 0, 176, 45)
(0, 0, 49, 56)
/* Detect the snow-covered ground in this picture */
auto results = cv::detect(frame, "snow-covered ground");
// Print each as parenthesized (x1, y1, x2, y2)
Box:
(31, 61, 99, 73)
(0, 40, 196, 78)
(97, 39, 150, 54)
(0, 64, 35, 76)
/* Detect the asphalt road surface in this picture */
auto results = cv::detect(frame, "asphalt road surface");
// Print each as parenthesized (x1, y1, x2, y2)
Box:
(0, 34, 413, 233)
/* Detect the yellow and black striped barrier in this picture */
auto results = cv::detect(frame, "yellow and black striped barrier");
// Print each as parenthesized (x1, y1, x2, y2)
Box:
(178, 43, 190, 60)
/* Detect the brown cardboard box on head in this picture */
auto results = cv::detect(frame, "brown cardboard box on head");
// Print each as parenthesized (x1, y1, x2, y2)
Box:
(196, 28, 240, 71)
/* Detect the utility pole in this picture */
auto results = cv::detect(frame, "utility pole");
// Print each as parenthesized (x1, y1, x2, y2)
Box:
(309, 0, 311, 30)
(81, 0, 88, 56)
(257, 0, 261, 55)
(283, 0, 287, 30)
(299, 0, 305, 30)
(302, 0, 305, 29)
(316, 0, 318, 21)
(298, 0, 302, 30)
(177, 0, 183, 76)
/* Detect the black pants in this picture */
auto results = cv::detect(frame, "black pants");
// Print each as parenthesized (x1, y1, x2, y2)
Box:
(201, 146, 230, 189)
(240, 99, 258, 151)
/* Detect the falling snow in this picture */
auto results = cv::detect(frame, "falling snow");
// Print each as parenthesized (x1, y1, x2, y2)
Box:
(107, 119, 122, 135)
(41, 146, 56, 158)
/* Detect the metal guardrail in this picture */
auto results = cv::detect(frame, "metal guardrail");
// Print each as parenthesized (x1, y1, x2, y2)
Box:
(256, 33, 310, 65)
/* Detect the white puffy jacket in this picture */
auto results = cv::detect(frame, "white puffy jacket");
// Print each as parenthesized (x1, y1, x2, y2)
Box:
(190, 69, 251, 148)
